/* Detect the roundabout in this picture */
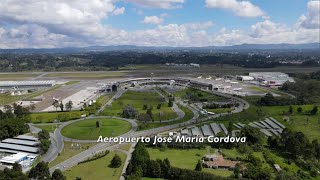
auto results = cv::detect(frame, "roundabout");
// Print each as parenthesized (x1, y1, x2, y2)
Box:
(61, 118, 133, 140)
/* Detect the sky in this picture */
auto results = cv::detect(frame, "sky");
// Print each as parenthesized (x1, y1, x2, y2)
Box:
(0, 0, 319, 48)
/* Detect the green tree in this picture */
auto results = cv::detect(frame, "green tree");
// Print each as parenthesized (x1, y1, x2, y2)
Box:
(96, 121, 100, 128)
(297, 107, 303, 114)
(110, 154, 122, 168)
(288, 106, 293, 114)
(310, 106, 318, 115)
(65, 100, 73, 111)
(51, 169, 66, 180)
(52, 100, 60, 112)
(195, 160, 202, 171)
(59, 101, 64, 111)
(28, 161, 50, 180)
(146, 108, 153, 120)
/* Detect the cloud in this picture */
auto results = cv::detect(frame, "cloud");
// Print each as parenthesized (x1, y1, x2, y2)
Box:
(0, 0, 318, 48)
(112, 7, 125, 16)
(205, 0, 264, 17)
(297, 0, 320, 29)
(142, 16, 164, 25)
(127, 0, 184, 9)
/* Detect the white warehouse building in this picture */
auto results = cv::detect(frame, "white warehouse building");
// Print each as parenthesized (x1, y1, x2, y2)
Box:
(0, 80, 56, 90)
(249, 72, 294, 87)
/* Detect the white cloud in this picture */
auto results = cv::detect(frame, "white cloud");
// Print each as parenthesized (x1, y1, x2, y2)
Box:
(205, 0, 264, 17)
(142, 16, 164, 25)
(0, 0, 318, 48)
(112, 7, 125, 16)
(127, 0, 184, 9)
(297, 0, 320, 29)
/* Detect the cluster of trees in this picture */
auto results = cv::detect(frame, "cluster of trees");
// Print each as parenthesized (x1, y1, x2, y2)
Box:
(38, 130, 51, 155)
(83, 102, 102, 115)
(1, 50, 319, 72)
(52, 100, 73, 112)
(29, 161, 66, 180)
(126, 143, 229, 180)
(268, 129, 320, 178)
(203, 103, 233, 109)
(0, 161, 66, 180)
(280, 79, 320, 104)
(257, 93, 300, 106)
(122, 105, 139, 119)
(0, 104, 30, 140)
(286, 105, 318, 115)
(110, 154, 122, 168)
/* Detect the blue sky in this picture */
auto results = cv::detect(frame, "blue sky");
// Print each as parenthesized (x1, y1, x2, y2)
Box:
(0, 0, 319, 48)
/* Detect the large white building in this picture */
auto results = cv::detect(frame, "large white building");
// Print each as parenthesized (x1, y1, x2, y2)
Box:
(0, 80, 56, 90)
(249, 72, 294, 87)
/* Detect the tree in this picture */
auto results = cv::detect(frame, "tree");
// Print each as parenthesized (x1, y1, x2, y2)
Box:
(195, 160, 202, 171)
(146, 108, 153, 120)
(297, 107, 303, 114)
(59, 101, 64, 111)
(51, 169, 66, 180)
(310, 106, 318, 115)
(157, 103, 161, 109)
(138, 114, 152, 123)
(288, 106, 293, 114)
(142, 104, 148, 110)
(122, 105, 139, 119)
(52, 100, 60, 112)
(57, 113, 70, 122)
(110, 154, 122, 168)
(96, 121, 100, 128)
(28, 161, 50, 180)
(168, 98, 173, 107)
(65, 100, 73, 111)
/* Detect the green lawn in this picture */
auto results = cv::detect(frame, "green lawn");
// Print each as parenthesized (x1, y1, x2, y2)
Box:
(0, 73, 39, 80)
(34, 124, 59, 133)
(64, 151, 126, 180)
(49, 141, 96, 168)
(101, 90, 178, 121)
(261, 105, 320, 141)
(96, 93, 114, 105)
(61, 118, 132, 140)
(137, 104, 193, 131)
(147, 147, 233, 177)
(30, 110, 88, 123)
(45, 72, 126, 79)
(174, 87, 229, 102)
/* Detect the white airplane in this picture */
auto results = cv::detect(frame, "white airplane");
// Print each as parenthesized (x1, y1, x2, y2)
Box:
(206, 76, 212, 80)
(215, 78, 222, 81)
(52, 97, 61, 101)
(197, 76, 202, 79)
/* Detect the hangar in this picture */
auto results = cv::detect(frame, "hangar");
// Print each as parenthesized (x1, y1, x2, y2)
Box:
(0, 80, 56, 90)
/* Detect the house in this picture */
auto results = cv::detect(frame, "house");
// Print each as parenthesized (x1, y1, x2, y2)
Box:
(202, 154, 239, 170)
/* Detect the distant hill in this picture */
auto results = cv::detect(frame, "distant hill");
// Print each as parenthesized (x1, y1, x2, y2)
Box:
(0, 43, 319, 54)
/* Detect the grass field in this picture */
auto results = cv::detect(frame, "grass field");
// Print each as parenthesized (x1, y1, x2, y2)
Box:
(147, 147, 233, 177)
(96, 93, 114, 105)
(0, 73, 39, 80)
(49, 141, 96, 168)
(34, 124, 60, 133)
(174, 87, 229, 102)
(101, 90, 178, 121)
(137, 104, 194, 131)
(64, 151, 126, 180)
(44, 71, 126, 79)
(261, 105, 320, 141)
(30, 110, 88, 123)
(61, 118, 132, 140)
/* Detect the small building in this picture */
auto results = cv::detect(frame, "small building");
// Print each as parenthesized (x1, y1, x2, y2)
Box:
(202, 154, 239, 170)
(237, 76, 254, 81)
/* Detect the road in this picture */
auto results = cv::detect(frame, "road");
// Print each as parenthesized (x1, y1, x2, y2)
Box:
(48, 88, 248, 173)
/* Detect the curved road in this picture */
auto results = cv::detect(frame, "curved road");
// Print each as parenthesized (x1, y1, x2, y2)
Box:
(47, 88, 249, 173)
